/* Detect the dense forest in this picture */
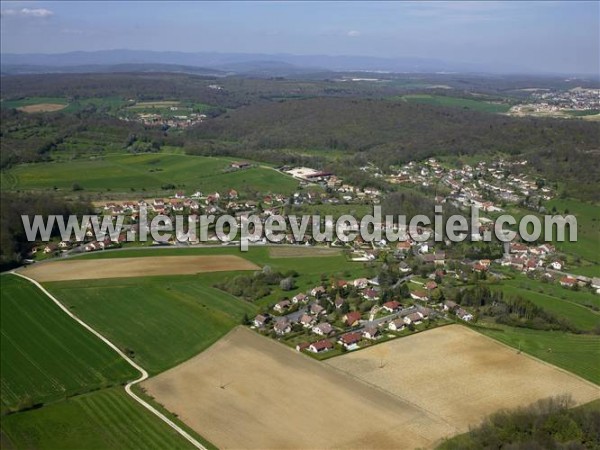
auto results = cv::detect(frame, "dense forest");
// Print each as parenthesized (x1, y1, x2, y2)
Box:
(187, 97, 599, 199)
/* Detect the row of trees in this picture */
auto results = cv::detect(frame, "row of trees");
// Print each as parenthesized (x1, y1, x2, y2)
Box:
(0, 192, 93, 270)
(455, 285, 577, 332)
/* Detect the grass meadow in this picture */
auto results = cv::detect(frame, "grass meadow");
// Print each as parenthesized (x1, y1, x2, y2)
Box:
(0, 275, 136, 414)
(1, 387, 206, 450)
(396, 94, 511, 113)
(1, 153, 299, 195)
(45, 275, 258, 374)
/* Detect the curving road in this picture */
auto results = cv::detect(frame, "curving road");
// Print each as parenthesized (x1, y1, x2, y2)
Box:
(11, 271, 207, 450)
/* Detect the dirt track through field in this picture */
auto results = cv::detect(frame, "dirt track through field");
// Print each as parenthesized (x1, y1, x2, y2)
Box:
(327, 325, 600, 431)
(18, 255, 259, 281)
(143, 327, 455, 450)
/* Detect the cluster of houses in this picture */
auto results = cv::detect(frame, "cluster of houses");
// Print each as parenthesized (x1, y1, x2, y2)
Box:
(499, 242, 559, 272)
(120, 110, 206, 129)
(387, 158, 554, 209)
(283, 166, 381, 203)
(510, 87, 600, 117)
(252, 274, 477, 355)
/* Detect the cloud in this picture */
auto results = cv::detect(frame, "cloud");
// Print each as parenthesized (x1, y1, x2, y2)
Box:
(1, 8, 54, 18)
(347, 30, 361, 37)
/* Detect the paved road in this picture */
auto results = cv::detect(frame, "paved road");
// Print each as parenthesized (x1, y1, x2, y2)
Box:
(12, 271, 207, 450)
(358, 306, 419, 331)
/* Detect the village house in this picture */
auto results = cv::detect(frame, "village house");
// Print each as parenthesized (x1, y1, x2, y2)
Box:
(273, 300, 291, 313)
(253, 314, 271, 328)
(388, 319, 405, 331)
(230, 161, 251, 170)
(299, 314, 316, 328)
(362, 327, 380, 340)
(310, 286, 326, 298)
(410, 290, 430, 302)
(396, 241, 411, 253)
(309, 339, 334, 353)
(273, 319, 292, 335)
(292, 293, 308, 304)
(343, 311, 362, 327)
(404, 312, 424, 325)
(295, 342, 310, 352)
(334, 297, 345, 309)
(312, 322, 333, 336)
(443, 300, 458, 312)
(382, 300, 402, 313)
(310, 303, 325, 316)
(362, 288, 380, 301)
(456, 308, 474, 322)
(559, 276, 577, 288)
(353, 278, 369, 289)
(338, 332, 362, 349)
(43, 243, 58, 254)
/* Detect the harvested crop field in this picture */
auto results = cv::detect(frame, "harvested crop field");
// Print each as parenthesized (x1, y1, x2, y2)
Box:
(143, 327, 456, 450)
(17, 103, 68, 113)
(18, 255, 259, 281)
(268, 246, 341, 258)
(327, 325, 600, 433)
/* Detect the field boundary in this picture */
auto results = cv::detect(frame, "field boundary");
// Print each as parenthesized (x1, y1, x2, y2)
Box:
(11, 271, 208, 450)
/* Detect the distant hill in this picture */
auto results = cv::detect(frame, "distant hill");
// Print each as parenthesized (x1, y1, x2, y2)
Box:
(1, 62, 228, 77)
(1, 49, 531, 75)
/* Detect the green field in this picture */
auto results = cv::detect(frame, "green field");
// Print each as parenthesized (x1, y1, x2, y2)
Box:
(45, 275, 258, 374)
(502, 276, 600, 309)
(1, 388, 203, 450)
(0, 275, 137, 414)
(1, 96, 127, 114)
(1, 153, 299, 195)
(72, 246, 368, 309)
(544, 198, 600, 265)
(497, 280, 600, 331)
(396, 94, 511, 113)
(475, 324, 600, 385)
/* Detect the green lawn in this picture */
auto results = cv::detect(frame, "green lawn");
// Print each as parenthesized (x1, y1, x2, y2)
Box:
(474, 324, 600, 385)
(0, 387, 206, 450)
(0, 275, 137, 414)
(1, 153, 299, 195)
(396, 94, 511, 113)
(45, 275, 258, 374)
(493, 280, 600, 332)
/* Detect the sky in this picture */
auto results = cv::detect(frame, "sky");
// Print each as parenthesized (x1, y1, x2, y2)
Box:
(1, 1, 598, 74)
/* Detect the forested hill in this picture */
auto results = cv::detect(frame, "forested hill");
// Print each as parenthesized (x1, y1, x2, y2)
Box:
(186, 98, 599, 198)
